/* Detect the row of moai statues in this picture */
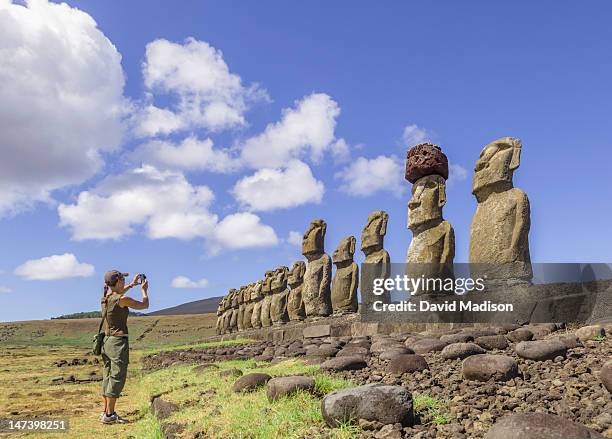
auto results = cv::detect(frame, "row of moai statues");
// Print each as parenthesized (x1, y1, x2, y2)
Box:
(217, 136, 532, 333)
(216, 211, 390, 334)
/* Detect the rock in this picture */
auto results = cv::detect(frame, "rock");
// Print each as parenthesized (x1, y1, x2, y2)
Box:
(370, 340, 405, 354)
(231, 373, 271, 393)
(387, 354, 429, 375)
(151, 397, 179, 420)
(550, 334, 582, 349)
(575, 325, 605, 342)
(507, 328, 533, 342)
(321, 384, 414, 427)
(266, 375, 315, 401)
(515, 340, 567, 361)
(410, 338, 447, 354)
(405, 142, 449, 183)
(484, 412, 603, 438)
(475, 335, 509, 350)
(320, 356, 367, 372)
(441, 343, 486, 360)
(600, 360, 612, 394)
(161, 422, 185, 439)
(379, 348, 413, 361)
(375, 423, 403, 439)
(440, 333, 474, 344)
(315, 344, 340, 358)
(462, 354, 519, 382)
(219, 368, 243, 378)
(337, 346, 370, 358)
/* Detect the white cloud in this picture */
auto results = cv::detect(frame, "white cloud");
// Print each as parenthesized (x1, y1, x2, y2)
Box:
(336, 155, 405, 197)
(330, 138, 351, 164)
(232, 160, 324, 211)
(287, 231, 302, 246)
(240, 93, 340, 168)
(171, 276, 209, 289)
(135, 38, 267, 137)
(15, 253, 94, 281)
(0, 286, 11, 293)
(209, 212, 278, 254)
(131, 136, 239, 173)
(58, 165, 218, 241)
(447, 163, 469, 187)
(0, 0, 127, 215)
(402, 124, 429, 146)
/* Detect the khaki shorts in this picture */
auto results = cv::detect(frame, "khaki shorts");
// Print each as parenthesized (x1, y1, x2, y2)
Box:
(101, 335, 129, 398)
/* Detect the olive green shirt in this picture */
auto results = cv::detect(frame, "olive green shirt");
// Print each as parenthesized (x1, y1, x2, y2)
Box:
(102, 292, 129, 336)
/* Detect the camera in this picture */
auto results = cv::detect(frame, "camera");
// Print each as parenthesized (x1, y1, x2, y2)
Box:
(139, 274, 147, 284)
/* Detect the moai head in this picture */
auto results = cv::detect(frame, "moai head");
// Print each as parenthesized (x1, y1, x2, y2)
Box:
(405, 143, 449, 184)
(472, 137, 522, 201)
(302, 219, 327, 257)
(408, 174, 446, 230)
(288, 261, 306, 288)
(271, 266, 289, 293)
(262, 271, 274, 296)
(361, 211, 388, 254)
(250, 281, 263, 301)
(333, 235, 356, 265)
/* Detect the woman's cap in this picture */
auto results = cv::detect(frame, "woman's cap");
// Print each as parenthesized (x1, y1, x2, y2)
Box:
(104, 270, 129, 285)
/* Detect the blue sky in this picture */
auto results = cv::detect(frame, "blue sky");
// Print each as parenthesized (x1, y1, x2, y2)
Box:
(1, 0, 611, 321)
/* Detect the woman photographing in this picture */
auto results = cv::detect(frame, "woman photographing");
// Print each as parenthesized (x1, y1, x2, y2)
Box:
(100, 270, 149, 424)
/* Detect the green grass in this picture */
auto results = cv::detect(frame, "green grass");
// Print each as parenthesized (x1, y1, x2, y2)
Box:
(142, 337, 256, 354)
(413, 393, 450, 425)
(592, 335, 606, 342)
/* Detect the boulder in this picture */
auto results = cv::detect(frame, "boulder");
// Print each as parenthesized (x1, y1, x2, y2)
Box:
(462, 354, 519, 382)
(440, 333, 474, 344)
(266, 376, 316, 401)
(507, 328, 533, 342)
(320, 356, 367, 372)
(387, 354, 429, 375)
(484, 412, 603, 439)
(370, 340, 405, 354)
(410, 338, 447, 354)
(151, 397, 179, 420)
(601, 360, 612, 394)
(231, 373, 272, 393)
(219, 367, 243, 378)
(550, 334, 582, 349)
(441, 343, 486, 360)
(336, 346, 370, 358)
(405, 143, 449, 183)
(321, 384, 414, 427)
(379, 348, 414, 361)
(475, 335, 509, 350)
(575, 325, 605, 342)
(515, 340, 567, 361)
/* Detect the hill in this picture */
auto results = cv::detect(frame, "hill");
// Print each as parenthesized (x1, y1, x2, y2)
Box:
(147, 296, 222, 316)
(52, 310, 144, 319)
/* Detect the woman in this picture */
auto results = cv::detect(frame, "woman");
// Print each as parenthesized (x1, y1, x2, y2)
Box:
(100, 270, 149, 424)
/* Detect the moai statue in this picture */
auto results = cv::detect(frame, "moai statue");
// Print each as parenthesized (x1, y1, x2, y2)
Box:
(250, 281, 264, 328)
(331, 235, 359, 314)
(470, 137, 532, 281)
(270, 266, 290, 325)
(302, 219, 332, 318)
(260, 271, 274, 327)
(229, 289, 239, 333)
(242, 283, 254, 330)
(361, 211, 391, 307)
(223, 289, 235, 334)
(287, 261, 306, 321)
(236, 285, 246, 332)
(215, 297, 223, 335)
(405, 143, 455, 294)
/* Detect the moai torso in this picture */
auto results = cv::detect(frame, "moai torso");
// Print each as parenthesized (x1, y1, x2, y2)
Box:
(250, 281, 263, 328)
(229, 291, 239, 332)
(236, 286, 246, 332)
(331, 235, 359, 313)
(270, 266, 289, 325)
(302, 220, 332, 318)
(287, 261, 306, 321)
(242, 284, 254, 330)
(470, 137, 532, 281)
(260, 271, 274, 327)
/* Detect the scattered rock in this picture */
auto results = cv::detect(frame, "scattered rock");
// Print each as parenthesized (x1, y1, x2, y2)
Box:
(507, 328, 533, 342)
(321, 384, 414, 427)
(475, 335, 509, 350)
(441, 343, 486, 360)
(462, 354, 519, 382)
(320, 356, 367, 372)
(484, 412, 603, 439)
(600, 360, 612, 393)
(231, 373, 271, 393)
(219, 368, 243, 378)
(515, 340, 567, 361)
(410, 338, 447, 354)
(387, 354, 428, 375)
(151, 397, 179, 420)
(440, 333, 474, 344)
(266, 375, 316, 401)
(575, 325, 605, 342)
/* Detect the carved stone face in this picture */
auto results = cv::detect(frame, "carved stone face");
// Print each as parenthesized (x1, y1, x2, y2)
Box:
(271, 266, 289, 292)
(229, 289, 238, 307)
(302, 219, 326, 256)
(333, 235, 356, 264)
(361, 211, 388, 253)
(262, 271, 274, 295)
(408, 174, 445, 229)
(288, 261, 306, 287)
(472, 137, 521, 198)
(250, 281, 263, 301)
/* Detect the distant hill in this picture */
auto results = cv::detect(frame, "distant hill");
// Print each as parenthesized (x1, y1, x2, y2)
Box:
(52, 310, 145, 319)
(147, 296, 222, 316)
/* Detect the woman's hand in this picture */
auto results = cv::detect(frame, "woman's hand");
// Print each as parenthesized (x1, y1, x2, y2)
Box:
(142, 279, 149, 295)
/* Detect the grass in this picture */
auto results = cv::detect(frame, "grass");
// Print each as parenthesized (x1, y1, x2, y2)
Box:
(592, 335, 606, 342)
(413, 393, 450, 425)
(141, 337, 256, 355)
